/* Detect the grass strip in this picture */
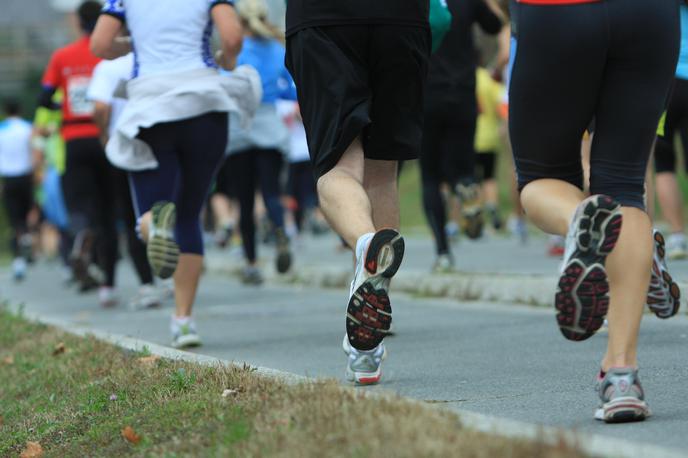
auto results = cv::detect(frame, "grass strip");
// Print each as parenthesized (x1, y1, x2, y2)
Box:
(0, 306, 585, 457)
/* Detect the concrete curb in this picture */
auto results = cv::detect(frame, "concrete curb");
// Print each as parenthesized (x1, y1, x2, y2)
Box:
(205, 256, 688, 313)
(21, 309, 686, 458)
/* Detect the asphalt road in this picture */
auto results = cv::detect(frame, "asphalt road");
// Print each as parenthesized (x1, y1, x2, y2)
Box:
(5, 259, 688, 455)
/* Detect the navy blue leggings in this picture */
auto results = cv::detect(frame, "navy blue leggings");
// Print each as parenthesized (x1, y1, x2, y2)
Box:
(130, 112, 228, 255)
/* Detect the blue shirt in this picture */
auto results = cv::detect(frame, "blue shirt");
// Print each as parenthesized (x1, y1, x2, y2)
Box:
(237, 37, 297, 104)
(677, 5, 688, 80)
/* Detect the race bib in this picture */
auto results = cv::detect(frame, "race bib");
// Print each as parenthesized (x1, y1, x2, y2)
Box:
(67, 75, 95, 116)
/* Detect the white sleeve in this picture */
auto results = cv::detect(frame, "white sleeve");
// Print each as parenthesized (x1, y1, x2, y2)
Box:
(87, 61, 118, 104)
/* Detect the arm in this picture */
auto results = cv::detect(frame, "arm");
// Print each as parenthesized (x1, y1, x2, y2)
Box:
(93, 101, 112, 147)
(212, 3, 243, 70)
(91, 15, 130, 59)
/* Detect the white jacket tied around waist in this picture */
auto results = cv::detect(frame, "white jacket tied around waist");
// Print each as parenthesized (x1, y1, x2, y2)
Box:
(106, 65, 262, 171)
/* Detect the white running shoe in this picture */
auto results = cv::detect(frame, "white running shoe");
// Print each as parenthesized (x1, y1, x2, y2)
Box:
(98, 286, 119, 308)
(12, 257, 27, 282)
(666, 232, 688, 260)
(171, 317, 202, 349)
(342, 335, 386, 385)
(128, 284, 163, 311)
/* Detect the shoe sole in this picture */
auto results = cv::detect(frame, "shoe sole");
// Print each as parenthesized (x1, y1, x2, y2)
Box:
(647, 231, 681, 319)
(172, 335, 202, 349)
(461, 207, 484, 240)
(555, 195, 622, 341)
(595, 398, 650, 423)
(346, 229, 405, 351)
(148, 202, 180, 280)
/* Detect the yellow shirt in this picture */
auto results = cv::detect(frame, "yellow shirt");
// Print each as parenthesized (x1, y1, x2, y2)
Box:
(475, 68, 505, 154)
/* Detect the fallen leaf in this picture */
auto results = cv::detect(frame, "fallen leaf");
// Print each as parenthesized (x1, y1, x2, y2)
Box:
(222, 389, 238, 398)
(52, 342, 66, 356)
(137, 355, 160, 366)
(121, 426, 142, 444)
(20, 441, 43, 458)
(2, 355, 13, 365)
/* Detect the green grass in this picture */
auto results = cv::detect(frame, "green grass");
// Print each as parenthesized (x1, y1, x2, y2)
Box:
(0, 305, 586, 458)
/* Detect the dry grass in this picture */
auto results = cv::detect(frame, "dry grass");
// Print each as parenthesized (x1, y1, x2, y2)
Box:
(0, 306, 585, 457)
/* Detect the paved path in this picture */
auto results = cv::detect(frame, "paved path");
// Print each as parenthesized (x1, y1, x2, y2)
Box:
(4, 249, 688, 455)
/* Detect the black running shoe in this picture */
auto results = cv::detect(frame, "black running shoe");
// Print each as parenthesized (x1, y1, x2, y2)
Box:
(555, 195, 623, 341)
(275, 227, 292, 274)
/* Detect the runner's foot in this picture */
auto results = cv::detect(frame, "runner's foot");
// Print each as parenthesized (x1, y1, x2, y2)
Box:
(647, 230, 681, 319)
(148, 201, 180, 279)
(241, 265, 264, 286)
(275, 227, 292, 274)
(342, 335, 386, 385)
(595, 367, 650, 423)
(171, 316, 202, 349)
(433, 253, 455, 273)
(128, 284, 164, 310)
(555, 195, 622, 341)
(666, 232, 688, 260)
(12, 257, 26, 282)
(346, 229, 404, 352)
(98, 286, 118, 308)
(456, 183, 484, 240)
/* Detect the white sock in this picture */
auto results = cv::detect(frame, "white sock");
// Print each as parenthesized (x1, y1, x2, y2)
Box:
(355, 232, 375, 262)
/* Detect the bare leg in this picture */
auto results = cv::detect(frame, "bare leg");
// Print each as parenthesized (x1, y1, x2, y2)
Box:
(173, 254, 203, 317)
(655, 172, 685, 233)
(521, 179, 651, 370)
(210, 193, 237, 229)
(363, 158, 399, 229)
(317, 137, 375, 248)
(482, 179, 499, 208)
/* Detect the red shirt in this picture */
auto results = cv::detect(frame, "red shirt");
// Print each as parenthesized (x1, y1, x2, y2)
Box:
(41, 36, 102, 141)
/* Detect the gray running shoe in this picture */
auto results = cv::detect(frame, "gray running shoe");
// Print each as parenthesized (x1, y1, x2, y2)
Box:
(342, 335, 386, 385)
(433, 254, 455, 273)
(666, 232, 688, 260)
(555, 195, 622, 341)
(595, 368, 650, 423)
(647, 230, 681, 319)
(241, 265, 264, 285)
(148, 201, 180, 279)
(456, 183, 484, 240)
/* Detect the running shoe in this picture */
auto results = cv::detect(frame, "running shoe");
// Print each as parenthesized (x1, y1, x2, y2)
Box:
(595, 368, 650, 423)
(647, 230, 681, 319)
(98, 286, 118, 308)
(214, 224, 234, 249)
(456, 183, 484, 240)
(241, 265, 264, 285)
(12, 257, 26, 282)
(274, 227, 292, 274)
(147, 201, 180, 280)
(666, 232, 688, 260)
(342, 335, 387, 385)
(555, 195, 623, 341)
(433, 253, 455, 273)
(346, 229, 404, 352)
(71, 229, 97, 290)
(128, 284, 163, 310)
(487, 205, 504, 231)
(171, 317, 202, 349)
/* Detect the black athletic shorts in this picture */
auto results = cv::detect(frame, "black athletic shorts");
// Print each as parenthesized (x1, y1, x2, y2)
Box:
(509, 0, 679, 209)
(476, 152, 497, 181)
(655, 77, 688, 174)
(285, 25, 430, 179)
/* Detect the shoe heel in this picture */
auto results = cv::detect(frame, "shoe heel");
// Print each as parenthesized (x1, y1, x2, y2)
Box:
(582, 195, 622, 256)
(364, 229, 405, 278)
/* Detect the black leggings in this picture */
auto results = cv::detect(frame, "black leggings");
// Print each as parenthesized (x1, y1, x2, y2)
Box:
(287, 161, 318, 232)
(509, 0, 679, 209)
(222, 148, 285, 263)
(655, 77, 688, 174)
(131, 112, 228, 255)
(63, 138, 118, 286)
(2, 174, 33, 257)
(420, 91, 477, 255)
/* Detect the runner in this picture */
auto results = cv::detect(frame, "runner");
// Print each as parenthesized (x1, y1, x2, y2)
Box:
(420, 0, 503, 271)
(654, 3, 688, 260)
(91, 0, 259, 348)
(225, 0, 296, 280)
(509, 0, 679, 422)
(87, 52, 166, 310)
(0, 100, 36, 281)
(285, 0, 430, 384)
(39, 0, 119, 303)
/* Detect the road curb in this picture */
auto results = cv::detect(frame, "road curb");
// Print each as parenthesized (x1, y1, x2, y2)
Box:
(205, 256, 688, 313)
(19, 310, 686, 458)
